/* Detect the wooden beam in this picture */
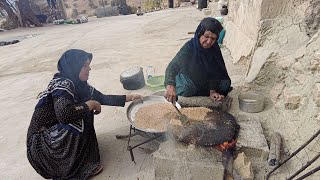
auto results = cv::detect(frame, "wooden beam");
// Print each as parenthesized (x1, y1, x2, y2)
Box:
(268, 131, 282, 166)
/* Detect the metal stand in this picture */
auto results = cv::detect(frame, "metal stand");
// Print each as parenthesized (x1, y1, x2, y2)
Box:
(116, 125, 164, 164)
(266, 129, 320, 180)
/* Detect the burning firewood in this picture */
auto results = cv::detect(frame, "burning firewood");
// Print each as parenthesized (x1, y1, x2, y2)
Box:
(167, 109, 240, 179)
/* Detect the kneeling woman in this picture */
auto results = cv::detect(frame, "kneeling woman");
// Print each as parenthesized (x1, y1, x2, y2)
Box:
(27, 49, 142, 179)
(164, 17, 232, 103)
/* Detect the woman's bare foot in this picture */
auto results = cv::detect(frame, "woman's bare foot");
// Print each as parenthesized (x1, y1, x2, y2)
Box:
(91, 165, 103, 177)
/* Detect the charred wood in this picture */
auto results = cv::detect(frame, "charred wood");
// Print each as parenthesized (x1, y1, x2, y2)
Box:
(268, 131, 282, 166)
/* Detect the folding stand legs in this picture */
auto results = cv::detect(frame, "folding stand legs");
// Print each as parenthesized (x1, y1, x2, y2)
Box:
(117, 125, 163, 163)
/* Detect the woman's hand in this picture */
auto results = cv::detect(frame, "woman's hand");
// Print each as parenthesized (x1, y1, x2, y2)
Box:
(164, 85, 176, 103)
(126, 94, 143, 102)
(85, 100, 101, 115)
(210, 90, 225, 101)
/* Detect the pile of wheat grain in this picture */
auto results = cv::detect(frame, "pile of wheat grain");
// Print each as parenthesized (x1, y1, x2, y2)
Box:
(134, 104, 212, 131)
(180, 107, 211, 120)
(169, 107, 212, 126)
(134, 103, 178, 131)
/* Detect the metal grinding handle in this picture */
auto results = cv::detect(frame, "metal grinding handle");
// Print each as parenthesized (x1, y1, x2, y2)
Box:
(172, 102, 189, 126)
(172, 102, 183, 115)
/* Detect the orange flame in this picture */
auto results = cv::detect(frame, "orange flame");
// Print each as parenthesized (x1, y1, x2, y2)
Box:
(215, 139, 237, 151)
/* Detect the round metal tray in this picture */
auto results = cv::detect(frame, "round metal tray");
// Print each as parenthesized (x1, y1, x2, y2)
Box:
(126, 95, 181, 133)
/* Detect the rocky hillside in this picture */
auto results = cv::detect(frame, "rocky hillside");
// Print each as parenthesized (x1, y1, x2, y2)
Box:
(33, 0, 142, 17)
(62, 0, 140, 15)
(220, 1, 319, 178)
(223, 0, 320, 146)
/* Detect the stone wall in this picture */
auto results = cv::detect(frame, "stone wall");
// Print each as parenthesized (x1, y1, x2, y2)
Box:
(223, 0, 311, 64)
(221, 0, 320, 166)
(305, 0, 320, 36)
(223, 0, 264, 63)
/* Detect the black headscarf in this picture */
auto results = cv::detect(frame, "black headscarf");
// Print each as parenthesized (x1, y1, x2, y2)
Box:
(55, 49, 93, 102)
(189, 17, 229, 81)
(197, 17, 223, 38)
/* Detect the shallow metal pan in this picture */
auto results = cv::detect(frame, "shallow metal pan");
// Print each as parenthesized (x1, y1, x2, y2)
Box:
(126, 95, 181, 133)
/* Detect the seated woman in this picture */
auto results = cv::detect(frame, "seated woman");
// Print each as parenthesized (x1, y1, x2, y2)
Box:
(136, 6, 143, 16)
(26, 49, 142, 179)
(164, 17, 232, 103)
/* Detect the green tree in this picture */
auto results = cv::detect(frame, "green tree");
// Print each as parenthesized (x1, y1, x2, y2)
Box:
(110, 0, 132, 15)
(99, 0, 108, 7)
(72, 8, 78, 18)
(143, 0, 161, 11)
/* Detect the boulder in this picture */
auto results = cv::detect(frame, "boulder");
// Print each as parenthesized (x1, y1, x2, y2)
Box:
(233, 152, 254, 180)
(284, 89, 302, 110)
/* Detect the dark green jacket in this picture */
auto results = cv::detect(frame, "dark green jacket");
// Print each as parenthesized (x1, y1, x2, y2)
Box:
(164, 41, 231, 96)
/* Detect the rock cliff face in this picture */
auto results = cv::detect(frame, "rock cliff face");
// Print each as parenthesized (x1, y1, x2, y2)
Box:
(305, 0, 320, 36)
(33, 0, 141, 17)
(221, 1, 319, 179)
(224, 0, 319, 151)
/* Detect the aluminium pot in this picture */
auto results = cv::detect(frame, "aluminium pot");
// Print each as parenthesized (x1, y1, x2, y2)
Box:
(238, 91, 265, 113)
(120, 67, 145, 90)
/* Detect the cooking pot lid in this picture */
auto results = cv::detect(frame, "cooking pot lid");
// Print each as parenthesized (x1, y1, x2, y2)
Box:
(120, 67, 142, 78)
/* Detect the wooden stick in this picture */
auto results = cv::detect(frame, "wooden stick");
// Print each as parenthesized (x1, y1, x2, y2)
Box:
(268, 132, 282, 166)
(222, 149, 234, 179)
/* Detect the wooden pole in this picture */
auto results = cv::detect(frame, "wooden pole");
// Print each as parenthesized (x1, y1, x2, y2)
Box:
(268, 131, 282, 166)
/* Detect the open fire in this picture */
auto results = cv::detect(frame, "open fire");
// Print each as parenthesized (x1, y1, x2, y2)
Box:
(215, 139, 237, 152)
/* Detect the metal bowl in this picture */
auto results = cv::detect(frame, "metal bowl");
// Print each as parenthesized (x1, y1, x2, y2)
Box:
(126, 95, 181, 133)
(150, 90, 166, 96)
(238, 91, 265, 113)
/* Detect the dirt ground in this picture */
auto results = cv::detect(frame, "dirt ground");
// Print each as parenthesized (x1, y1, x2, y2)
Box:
(0, 7, 248, 180)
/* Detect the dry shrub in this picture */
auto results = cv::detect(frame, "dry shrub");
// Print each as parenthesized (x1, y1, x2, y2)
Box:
(88, 1, 98, 9)
(110, 0, 133, 15)
(143, 0, 161, 11)
(95, 6, 119, 18)
(0, 20, 18, 30)
(72, 9, 79, 18)
(81, 9, 87, 14)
